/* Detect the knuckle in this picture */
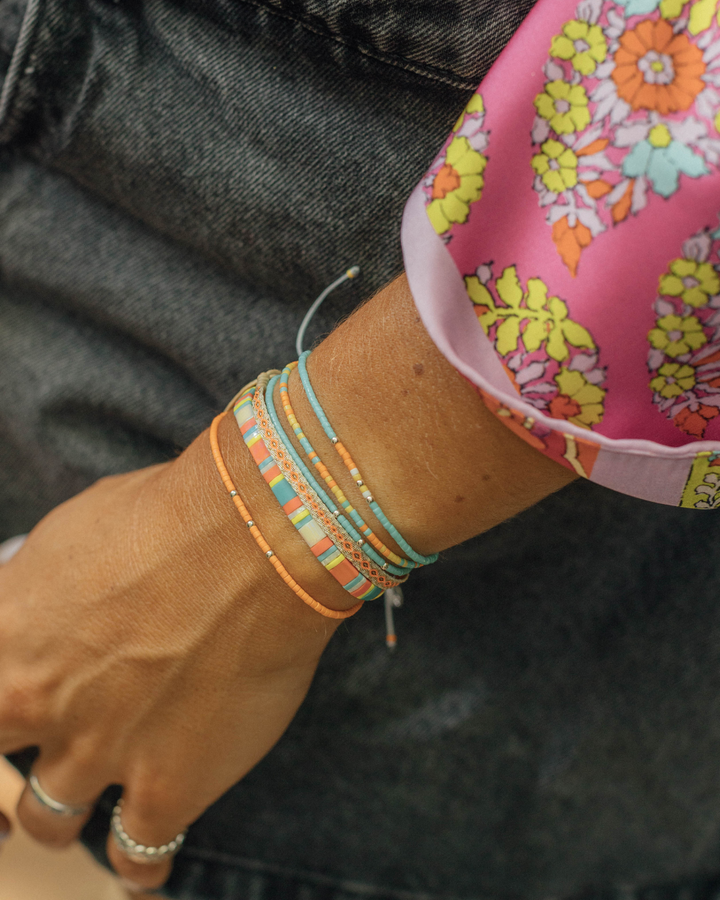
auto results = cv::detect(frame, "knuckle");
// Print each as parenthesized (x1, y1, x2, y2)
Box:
(131, 779, 180, 822)
(0, 676, 48, 731)
(67, 734, 112, 772)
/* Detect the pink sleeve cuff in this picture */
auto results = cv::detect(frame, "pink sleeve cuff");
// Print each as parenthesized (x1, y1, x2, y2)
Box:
(402, 0, 720, 508)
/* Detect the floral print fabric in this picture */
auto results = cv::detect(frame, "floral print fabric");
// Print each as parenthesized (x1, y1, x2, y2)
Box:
(402, 0, 720, 507)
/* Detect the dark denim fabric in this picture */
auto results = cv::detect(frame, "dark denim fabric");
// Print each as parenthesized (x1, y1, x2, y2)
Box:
(3, 2, 720, 900)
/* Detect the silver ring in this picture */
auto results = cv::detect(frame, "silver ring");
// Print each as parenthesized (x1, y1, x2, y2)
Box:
(29, 774, 90, 818)
(111, 800, 186, 864)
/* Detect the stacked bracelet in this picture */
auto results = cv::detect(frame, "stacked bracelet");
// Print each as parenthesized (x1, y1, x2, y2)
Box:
(278, 363, 418, 573)
(297, 351, 439, 567)
(218, 348, 439, 626)
(269, 370, 411, 578)
(252, 373, 405, 591)
(234, 381, 384, 601)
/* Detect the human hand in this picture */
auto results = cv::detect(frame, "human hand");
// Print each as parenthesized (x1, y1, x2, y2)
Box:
(0, 274, 572, 895)
(0, 412, 344, 892)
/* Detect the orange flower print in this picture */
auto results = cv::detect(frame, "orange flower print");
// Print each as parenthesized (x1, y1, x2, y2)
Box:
(612, 19, 706, 116)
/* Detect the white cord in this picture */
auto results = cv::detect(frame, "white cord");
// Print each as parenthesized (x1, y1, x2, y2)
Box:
(0, 534, 27, 565)
(384, 587, 403, 650)
(295, 266, 360, 357)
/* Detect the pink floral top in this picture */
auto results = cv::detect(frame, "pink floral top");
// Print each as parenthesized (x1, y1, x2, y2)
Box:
(402, 0, 720, 508)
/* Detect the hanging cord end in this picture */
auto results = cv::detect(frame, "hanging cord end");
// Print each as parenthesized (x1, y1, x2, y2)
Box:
(295, 265, 362, 358)
(384, 587, 404, 650)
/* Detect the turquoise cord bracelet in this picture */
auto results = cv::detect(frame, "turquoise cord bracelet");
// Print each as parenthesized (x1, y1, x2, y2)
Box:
(278, 363, 419, 574)
(297, 351, 439, 567)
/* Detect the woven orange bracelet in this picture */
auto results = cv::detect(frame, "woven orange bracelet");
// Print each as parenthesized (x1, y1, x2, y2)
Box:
(209, 412, 362, 620)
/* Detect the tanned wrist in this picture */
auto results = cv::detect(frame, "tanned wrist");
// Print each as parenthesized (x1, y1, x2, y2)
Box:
(288, 274, 576, 556)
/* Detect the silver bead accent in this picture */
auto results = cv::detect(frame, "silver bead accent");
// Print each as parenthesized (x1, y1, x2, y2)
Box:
(266, 550, 274, 558)
(229, 490, 237, 497)
(247, 520, 254, 527)
(333, 509, 341, 517)
(382, 563, 389, 570)
(331, 437, 338, 444)
(111, 800, 186, 864)
(367, 495, 374, 503)
(357, 539, 365, 546)
(356, 480, 363, 487)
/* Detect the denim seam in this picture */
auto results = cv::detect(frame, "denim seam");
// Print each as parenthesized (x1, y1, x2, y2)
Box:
(0, 0, 43, 143)
(180, 846, 484, 900)
(234, 0, 478, 91)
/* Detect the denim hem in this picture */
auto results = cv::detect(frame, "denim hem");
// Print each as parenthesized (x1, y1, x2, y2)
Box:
(234, 0, 480, 91)
(175, 846, 494, 900)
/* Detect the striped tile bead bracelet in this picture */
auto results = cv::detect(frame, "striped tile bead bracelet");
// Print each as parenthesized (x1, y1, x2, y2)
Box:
(234, 380, 384, 602)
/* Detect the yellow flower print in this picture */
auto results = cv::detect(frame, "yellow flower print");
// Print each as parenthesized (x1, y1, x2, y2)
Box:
(452, 92, 485, 131)
(534, 81, 591, 135)
(650, 362, 696, 398)
(531, 140, 578, 193)
(467, 267, 595, 361)
(660, 0, 686, 16)
(551, 21, 607, 76)
(549, 369, 606, 429)
(659, 258, 720, 307)
(689, 0, 718, 34)
(427, 136, 487, 235)
(648, 314, 707, 357)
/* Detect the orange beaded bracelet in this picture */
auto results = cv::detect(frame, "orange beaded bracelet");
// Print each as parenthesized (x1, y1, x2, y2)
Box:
(209, 412, 362, 620)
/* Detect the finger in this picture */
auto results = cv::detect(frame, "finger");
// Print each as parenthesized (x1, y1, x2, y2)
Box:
(106, 784, 193, 891)
(17, 751, 109, 848)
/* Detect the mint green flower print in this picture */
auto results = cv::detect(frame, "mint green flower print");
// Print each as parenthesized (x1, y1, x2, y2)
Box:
(622, 124, 708, 198)
(614, 0, 664, 14)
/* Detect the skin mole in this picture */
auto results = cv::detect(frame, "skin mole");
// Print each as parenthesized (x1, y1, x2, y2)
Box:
(413, 363, 424, 376)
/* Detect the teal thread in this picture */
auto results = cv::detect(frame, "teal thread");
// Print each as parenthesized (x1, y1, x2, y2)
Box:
(277, 365, 416, 575)
(297, 351, 439, 567)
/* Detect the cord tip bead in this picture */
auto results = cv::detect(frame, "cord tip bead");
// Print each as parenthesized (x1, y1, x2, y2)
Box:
(346, 265, 360, 279)
(386, 634, 397, 648)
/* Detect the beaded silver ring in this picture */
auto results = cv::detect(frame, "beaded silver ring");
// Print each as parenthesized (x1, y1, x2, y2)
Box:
(111, 800, 186, 865)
